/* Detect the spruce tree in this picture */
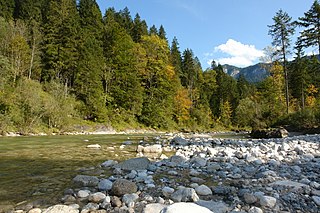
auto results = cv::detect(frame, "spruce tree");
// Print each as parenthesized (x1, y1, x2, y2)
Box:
(42, 0, 80, 90)
(170, 37, 182, 77)
(296, 0, 320, 54)
(76, 0, 106, 120)
(268, 9, 295, 114)
(132, 13, 148, 43)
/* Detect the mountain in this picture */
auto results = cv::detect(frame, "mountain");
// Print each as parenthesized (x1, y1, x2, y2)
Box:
(222, 54, 319, 83)
(222, 63, 269, 83)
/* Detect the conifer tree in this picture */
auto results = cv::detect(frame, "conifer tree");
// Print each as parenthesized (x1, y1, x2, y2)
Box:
(42, 0, 80, 90)
(149, 25, 158, 35)
(296, 0, 320, 54)
(132, 13, 148, 43)
(158, 25, 167, 41)
(268, 9, 295, 114)
(170, 37, 182, 77)
(76, 0, 106, 120)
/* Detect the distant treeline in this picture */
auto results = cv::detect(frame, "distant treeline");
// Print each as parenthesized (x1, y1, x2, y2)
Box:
(0, 0, 319, 134)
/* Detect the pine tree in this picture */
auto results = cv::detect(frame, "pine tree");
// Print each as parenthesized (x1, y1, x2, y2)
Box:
(268, 9, 295, 114)
(296, 0, 320, 54)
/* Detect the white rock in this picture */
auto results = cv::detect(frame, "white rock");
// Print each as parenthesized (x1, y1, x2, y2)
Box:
(161, 202, 212, 213)
(259, 196, 277, 208)
(143, 144, 163, 153)
(77, 190, 90, 198)
(86, 144, 101, 149)
(162, 187, 175, 198)
(248, 206, 263, 213)
(88, 192, 106, 203)
(312, 196, 320, 206)
(144, 203, 167, 213)
(43, 205, 79, 213)
(195, 185, 212, 196)
(28, 208, 42, 213)
(122, 193, 139, 206)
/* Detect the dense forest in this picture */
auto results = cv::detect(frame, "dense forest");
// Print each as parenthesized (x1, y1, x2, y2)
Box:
(0, 0, 319, 134)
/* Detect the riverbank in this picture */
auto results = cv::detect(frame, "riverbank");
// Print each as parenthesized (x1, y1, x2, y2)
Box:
(8, 133, 320, 213)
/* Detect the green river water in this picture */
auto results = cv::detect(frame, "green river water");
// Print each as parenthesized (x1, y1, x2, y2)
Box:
(0, 134, 152, 211)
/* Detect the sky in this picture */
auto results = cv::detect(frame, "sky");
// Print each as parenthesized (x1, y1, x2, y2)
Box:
(96, 0, 316, 69)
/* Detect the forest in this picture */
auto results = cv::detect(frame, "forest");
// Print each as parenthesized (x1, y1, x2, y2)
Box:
(0, 0, 319, 134)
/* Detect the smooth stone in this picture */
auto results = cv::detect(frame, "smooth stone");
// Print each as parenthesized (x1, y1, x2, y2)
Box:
(98, 179, 113, 191)
(248, 207, 263, 213)
(196, 200, 229, 213)
(259, 196, 277, 208)
(244, 193, 258, 204)
(28, 208, 42, 213)
(270, 180, 307, 190)
(195, 185, 212, 196)
(170, 187, 199, 202)
(81, 203, 99, 211)
(162, 187, 175, 198)
(122, 193, 139, 206)
(101, 160, 118, 167)
(143, 203, 167, 213)
(312, 196, 320, 206)
(111, 179, 138, 196)
(88, 192, 106, 203)
(43, 205, 79, 213)
(111, 196, 122, 207)
(190, 157, 207, 167)
(171, 137, 189, 146)
(160, 202, 212, 213)
(86, 144, 101, 149)
(143, 144, 163, 153)
(170, 155, 188, 164)
(73, 175, 99, 187)
(117, 157, 150, 171)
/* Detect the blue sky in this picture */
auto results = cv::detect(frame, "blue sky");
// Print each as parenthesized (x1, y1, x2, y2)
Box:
(96, 0, 316, 68)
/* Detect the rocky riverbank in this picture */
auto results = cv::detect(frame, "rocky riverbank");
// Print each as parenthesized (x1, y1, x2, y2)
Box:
(10, 133, 320, 213)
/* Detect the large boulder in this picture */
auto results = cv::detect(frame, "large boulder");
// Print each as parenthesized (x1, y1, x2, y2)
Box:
(72, 175, 99, 187)
(160, 202, 212, 213)
(250, 128, 288, 139)
(116, 157, 150, 171)
(111, 179, 138, 196)
(43, 205, 79, 213)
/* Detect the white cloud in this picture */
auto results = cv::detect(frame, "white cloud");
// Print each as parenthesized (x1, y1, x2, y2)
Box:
(206, 39, 264, 67)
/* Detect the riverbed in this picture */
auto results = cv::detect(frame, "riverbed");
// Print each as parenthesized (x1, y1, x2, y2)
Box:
(0, 134, 156, 211)
(0, 133, 248, 211)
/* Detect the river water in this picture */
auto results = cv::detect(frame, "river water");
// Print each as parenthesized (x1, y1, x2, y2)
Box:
(0, 134, 153, 211)
(0, 133, 247, 211)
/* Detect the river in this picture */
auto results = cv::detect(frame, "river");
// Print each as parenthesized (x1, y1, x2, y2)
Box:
(0, 133, 247, 211)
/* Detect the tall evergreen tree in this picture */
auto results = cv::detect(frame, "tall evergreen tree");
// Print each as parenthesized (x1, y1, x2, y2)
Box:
(149, 25, 158, 35)
(170, 37, 182, 77)
(296, 0, 320, 54)
(131, 13, 148, 43)
(158, 25, 167, 41)
(41, 0, 80, 90)
(268, 9, 295, 114)
(75, 0, 106, 120)
(14, 0, 44, 22)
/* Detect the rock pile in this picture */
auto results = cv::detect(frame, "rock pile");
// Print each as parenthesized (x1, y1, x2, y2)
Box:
(14, 134, 320, 213)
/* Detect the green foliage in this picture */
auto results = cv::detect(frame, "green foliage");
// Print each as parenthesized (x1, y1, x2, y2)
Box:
(0, 0, 15, 20)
